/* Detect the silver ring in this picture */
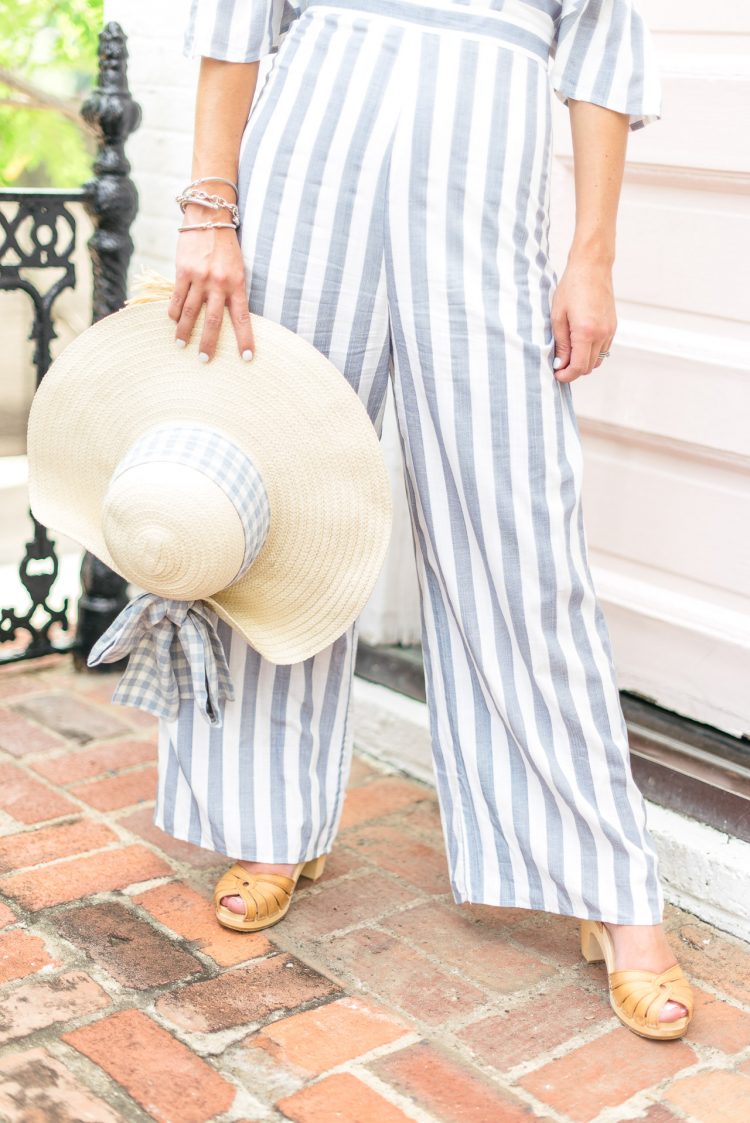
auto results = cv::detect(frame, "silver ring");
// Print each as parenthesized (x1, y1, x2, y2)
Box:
(599, 350, 611, 359)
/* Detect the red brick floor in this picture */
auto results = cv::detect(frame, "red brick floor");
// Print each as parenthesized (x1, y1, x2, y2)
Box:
(0, 654, 748, 1123)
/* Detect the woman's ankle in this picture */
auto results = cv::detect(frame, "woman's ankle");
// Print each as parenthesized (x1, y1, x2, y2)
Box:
(234, 858, 297, 875)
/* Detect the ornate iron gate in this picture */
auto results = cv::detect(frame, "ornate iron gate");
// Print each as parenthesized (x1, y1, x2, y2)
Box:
(0, 22, 141, 667)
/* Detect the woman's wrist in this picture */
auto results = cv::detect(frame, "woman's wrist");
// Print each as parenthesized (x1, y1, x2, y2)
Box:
(567, 228, 615, 269)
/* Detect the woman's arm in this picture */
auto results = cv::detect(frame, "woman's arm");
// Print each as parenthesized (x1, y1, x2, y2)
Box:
(551, 99, 630, 383)
(169, 58, 259, 362)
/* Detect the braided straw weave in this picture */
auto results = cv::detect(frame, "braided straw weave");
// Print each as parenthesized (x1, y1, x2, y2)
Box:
(26, 268, 393, 664)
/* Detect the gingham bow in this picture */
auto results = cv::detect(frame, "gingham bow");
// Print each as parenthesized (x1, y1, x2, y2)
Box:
(87, 592, 234, 727)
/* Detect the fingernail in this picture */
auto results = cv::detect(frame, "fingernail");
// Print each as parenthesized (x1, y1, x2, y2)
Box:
(175, 338, 186, 349)
(242, 349, 254, 362)
(199, 352, 209, 364)
(553, 356, 563, 370)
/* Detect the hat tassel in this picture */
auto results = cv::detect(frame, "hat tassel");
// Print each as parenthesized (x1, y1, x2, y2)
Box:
(124, 266, 177, 306)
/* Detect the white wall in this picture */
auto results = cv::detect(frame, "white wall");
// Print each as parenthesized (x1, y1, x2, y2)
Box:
(549, 1, 750, 738)
(105, 0, 748, 734)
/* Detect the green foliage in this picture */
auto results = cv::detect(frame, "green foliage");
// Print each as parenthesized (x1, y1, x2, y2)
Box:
(0, 0, 104, 188)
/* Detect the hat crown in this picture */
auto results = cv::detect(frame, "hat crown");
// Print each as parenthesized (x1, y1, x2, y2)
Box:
(101, 423, 271, 600)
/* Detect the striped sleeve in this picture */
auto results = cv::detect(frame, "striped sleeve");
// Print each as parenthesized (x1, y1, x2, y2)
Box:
(183, 0, 300, 63)
(550, 0, 662, 131)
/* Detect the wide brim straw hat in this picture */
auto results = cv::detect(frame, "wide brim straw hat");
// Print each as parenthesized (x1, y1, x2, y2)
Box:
(27, 270, 393, 668)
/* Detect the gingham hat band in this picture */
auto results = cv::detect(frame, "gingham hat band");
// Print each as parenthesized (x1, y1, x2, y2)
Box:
(109, 422, 271, 586)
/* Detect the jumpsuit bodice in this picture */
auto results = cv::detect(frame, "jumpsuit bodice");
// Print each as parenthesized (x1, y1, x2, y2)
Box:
(184, 0, 662, 131)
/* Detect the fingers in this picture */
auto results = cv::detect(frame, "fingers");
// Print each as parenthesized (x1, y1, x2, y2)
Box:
(173, 278, 205, 351)
(168, 271, 191, 327)
(555, 324, 614, 383)
(554, 316, 589, 383)
(591, 333, 615, 371)
(565, 333, 593, 382)
(552, 305, 572, 377)
(198, 289, 229, 362)
(228, 285, 256, 361)
(170, 266, 254, 363)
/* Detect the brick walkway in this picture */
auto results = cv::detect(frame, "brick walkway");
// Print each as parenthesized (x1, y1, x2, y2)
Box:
(0, 654, 748, 1123)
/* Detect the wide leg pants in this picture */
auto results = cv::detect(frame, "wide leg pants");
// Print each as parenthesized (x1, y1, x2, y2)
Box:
(156, 0, 665, 925)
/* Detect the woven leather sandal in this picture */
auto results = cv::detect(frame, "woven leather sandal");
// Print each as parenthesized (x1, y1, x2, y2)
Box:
(213, 854, 328, 933)
(580, 919, 693, 1040)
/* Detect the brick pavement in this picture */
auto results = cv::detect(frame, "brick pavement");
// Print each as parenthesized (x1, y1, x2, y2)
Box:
(0, 653, 748, 1123)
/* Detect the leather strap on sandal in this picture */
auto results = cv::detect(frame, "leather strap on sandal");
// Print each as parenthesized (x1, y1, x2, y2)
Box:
(213, 862, 297, 921)
(609, 963, 694, 1030)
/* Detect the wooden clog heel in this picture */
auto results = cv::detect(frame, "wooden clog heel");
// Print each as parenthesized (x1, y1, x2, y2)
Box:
(580, 919, 693, 1040)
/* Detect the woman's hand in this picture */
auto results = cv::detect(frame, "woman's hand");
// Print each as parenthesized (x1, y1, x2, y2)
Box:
(554, 98, 629, 383)
(169, 203, 255, 363)
(169, 53, 262, 364)
(550, 254, 617, 383)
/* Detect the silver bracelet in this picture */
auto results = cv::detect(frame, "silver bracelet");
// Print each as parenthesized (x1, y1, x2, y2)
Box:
(177, 221, 238, 232)
(176, 189, 240, 224)
(177, 189, 238, 211)
(187, 175, 238, 197)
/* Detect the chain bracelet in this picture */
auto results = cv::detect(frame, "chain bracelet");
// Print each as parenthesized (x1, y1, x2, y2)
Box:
(176, 189, 239, 224)
(176, 188, 239, 216)
(176, 188, 234, 209)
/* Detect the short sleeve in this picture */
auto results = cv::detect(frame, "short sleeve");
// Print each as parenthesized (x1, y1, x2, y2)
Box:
(183, 0, 300, 63)
(550, 0, 662, 131)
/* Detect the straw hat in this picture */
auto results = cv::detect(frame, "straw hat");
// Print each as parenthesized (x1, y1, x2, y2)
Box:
(26, 270, 392, 725)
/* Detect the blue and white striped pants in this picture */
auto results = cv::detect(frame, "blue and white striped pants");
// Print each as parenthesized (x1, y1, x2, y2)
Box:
(157, 0, 665, 924)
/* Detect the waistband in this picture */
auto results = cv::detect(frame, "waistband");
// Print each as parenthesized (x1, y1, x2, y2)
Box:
(301, 0, 556, 62)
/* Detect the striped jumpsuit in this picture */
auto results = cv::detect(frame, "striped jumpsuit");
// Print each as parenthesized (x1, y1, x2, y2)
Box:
(164, 0, 665, 924)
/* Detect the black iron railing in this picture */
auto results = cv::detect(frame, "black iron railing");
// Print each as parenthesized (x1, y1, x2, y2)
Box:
(0, 21, 141, 667)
